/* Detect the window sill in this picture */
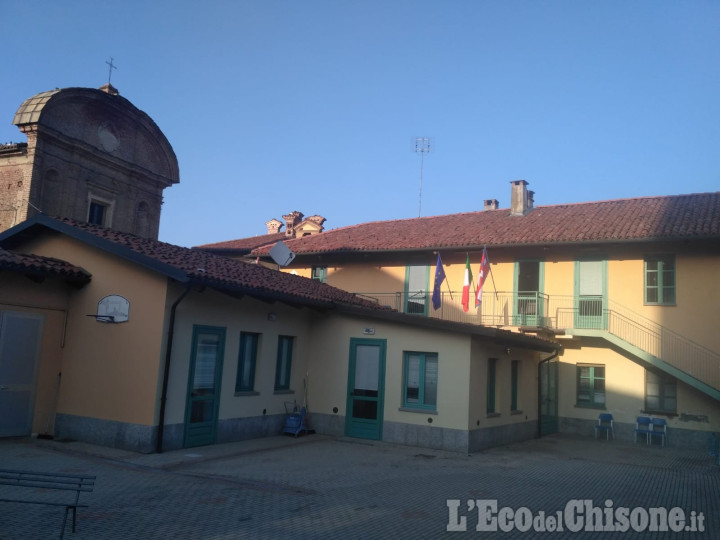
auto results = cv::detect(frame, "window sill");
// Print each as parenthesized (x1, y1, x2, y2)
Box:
(234, 391, 260, 397)
(273, 389, 295, 395)
(510, 410, 523, 416)
(575, 403, 606, 410)
(398, 407, 438, 415)
(641, 410, 677, 417)
(486, 412, 501, 418)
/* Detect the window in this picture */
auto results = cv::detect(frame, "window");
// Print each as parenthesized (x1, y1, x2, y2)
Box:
(510, 360, 519, 411)
(274, 335, 294, 391)
(487, 358, 497, 414)
(311, 266, 327, 283)
(645, 256, 676, 305)
(403, 352, 438, 409)
(576, 364, 605, 408)
(88, 201, 107, 226)
(235, 332, 259, 392)
(645, 370, 677, 413)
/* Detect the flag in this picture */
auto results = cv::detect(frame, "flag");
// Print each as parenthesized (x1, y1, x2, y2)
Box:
(461, 254, 472, 312)
(431, 253, 446, 310)
(475, 247, 490, 307)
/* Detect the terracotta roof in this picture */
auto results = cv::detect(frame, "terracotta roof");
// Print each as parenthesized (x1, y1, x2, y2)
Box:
(249, 192, 720, 256)
(0, 216, 384, 311)
(196, 232, 287, 254)
(0, 247, 91, 283)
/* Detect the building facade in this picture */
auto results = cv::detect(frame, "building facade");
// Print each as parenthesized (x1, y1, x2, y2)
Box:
(224, 181, 720, 449)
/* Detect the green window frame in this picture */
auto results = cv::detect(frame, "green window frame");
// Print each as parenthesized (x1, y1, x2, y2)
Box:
(645, 370, 677, 413)
(487, 358, 497, 414)
(274, 335, 294, 391)
(510, 360, 519, 411)
(312, 266, 327, 283)
(235, 332, 259, 392)
(576, 364, 605, 408)
(403, 352, 438, 410)
(644, 255, 676, 305)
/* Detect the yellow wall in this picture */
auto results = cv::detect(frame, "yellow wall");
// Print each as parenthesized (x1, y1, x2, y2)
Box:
(1, 272, 70, 435)
(19, 234, 169, 426)
(558, 343, 720, 433)
(163, 286, 314, 425)
(469, 340, 543, 431)
(307, 314, 473, 431)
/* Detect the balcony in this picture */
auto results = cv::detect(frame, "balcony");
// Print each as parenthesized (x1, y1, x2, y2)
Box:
(355, 290, 720, 394)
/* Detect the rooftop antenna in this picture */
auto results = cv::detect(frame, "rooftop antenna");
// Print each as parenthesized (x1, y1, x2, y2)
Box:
(413, 137, 432, 217)
(105, 57, 117, 84)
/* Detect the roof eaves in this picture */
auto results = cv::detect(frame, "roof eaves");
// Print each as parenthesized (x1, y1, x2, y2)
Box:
(0, 215, 190, 284)
(334, 305, 560, 353)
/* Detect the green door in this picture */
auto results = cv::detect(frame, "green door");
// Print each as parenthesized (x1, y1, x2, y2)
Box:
(404, 265, 429, 315)
(575, 259, 607, 329)
(345, 338, 386, 440)
(184, 326, 225, 448)
(539, 360, 558, 436)
(514, 260, 544, 326)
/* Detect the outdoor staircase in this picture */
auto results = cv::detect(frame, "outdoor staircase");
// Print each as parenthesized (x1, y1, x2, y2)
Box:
(556, 304, 720, 402)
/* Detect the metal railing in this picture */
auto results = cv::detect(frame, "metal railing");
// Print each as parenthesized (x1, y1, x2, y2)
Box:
(357, 290, 720, 391)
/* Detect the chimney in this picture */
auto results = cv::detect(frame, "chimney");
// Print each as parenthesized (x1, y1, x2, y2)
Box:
(510, 180, 531, 216)
(484, 199, 499, 211)
(282, 211, 304, 237)
(265, 218, 283, 234)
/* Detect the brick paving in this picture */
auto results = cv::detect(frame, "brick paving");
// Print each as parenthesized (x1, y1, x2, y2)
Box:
(0, 433, 717, 539)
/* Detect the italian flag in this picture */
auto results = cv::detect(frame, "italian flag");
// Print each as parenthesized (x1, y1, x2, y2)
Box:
(461, 254, 472, 312)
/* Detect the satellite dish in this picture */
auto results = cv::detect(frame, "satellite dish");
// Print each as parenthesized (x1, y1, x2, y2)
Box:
(269, 241, 296, 267)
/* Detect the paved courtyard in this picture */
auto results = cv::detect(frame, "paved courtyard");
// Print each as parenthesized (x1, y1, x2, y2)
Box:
(0, 433, 717, 539)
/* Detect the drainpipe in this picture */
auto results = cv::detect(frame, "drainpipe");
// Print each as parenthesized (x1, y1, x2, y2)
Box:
(537, 349, 560, 439)
(156, 283, 193, 453)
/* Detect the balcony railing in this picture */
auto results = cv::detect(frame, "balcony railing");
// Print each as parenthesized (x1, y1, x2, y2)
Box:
(356, 290, 720, 391)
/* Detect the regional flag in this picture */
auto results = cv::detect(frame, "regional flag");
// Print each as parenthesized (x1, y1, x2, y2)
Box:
(461, 254, 472, 312)
(475, 247, 490, 308)
(431, 253, 446, 310)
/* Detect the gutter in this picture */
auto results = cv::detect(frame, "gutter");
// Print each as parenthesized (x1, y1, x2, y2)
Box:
(156, 283, 193, 453)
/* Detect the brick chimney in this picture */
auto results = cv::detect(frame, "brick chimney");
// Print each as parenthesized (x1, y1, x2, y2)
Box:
(266, 218, 283, 234)
(510, 180, 533, 216)
(282, 211, 304, 237)
(484, 199, 499, 211)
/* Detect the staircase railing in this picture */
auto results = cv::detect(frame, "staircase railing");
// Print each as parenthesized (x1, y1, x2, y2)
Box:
(358, 290, 720, 391)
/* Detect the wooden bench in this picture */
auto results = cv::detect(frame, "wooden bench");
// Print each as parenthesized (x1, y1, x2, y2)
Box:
(0, 468, 95, 539)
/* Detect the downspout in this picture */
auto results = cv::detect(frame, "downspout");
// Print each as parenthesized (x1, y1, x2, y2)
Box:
(537, 349, 560, 439)
(156, 283, 193, 453)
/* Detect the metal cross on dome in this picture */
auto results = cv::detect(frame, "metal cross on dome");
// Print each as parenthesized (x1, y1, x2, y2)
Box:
(105, 57, 117, 84)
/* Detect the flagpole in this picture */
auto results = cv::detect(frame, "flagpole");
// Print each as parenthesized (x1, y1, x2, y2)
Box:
(444, 278, 454, 300)
(486, 245, 499, 300)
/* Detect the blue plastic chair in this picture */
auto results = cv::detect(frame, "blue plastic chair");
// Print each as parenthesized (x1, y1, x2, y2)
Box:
(595, 413, 614, 440)
(634, 416, 652, 444)
(649, 418, 667, 447)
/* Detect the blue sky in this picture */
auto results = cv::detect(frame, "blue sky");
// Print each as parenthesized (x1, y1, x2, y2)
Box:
(2, 1, 718, 247)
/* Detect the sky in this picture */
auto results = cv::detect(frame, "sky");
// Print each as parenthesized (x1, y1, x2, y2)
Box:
(2, 1, 719, 247)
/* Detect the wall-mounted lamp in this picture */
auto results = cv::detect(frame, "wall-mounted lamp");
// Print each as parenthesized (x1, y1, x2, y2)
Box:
(505, 346, 511, 357)
(268, 313, 277, 321)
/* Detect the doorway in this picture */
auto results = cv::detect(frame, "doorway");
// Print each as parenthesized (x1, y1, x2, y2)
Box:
(0, 311, 44, 437)
(345, 338, 386, 440)
(184, 326, 225, 448)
